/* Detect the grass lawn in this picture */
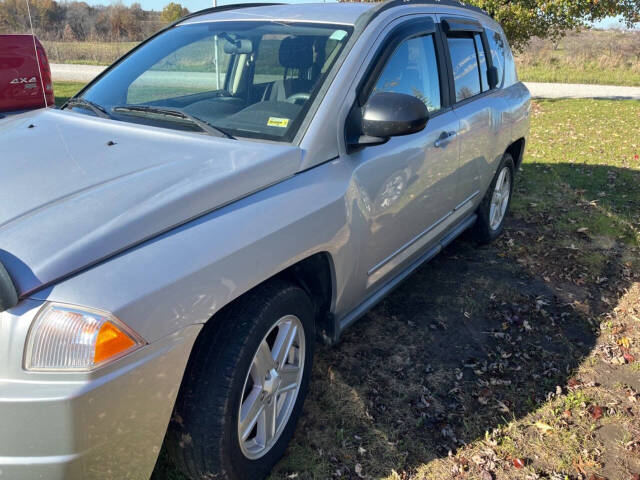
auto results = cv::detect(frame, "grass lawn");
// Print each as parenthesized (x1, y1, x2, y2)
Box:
(53, 81, 86, 106)
(252, 99, 640, 480)
(517, 64, 640, 87)
(48, 87, 640, 478)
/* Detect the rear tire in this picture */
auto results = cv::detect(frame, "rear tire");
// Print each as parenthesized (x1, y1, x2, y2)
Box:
(165, 279, 315, 480)
(471, 153, 515, 244)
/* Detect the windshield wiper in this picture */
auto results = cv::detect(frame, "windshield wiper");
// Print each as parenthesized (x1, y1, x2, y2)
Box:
(64, 98, 112, 119)
(112, 105, 234, 139)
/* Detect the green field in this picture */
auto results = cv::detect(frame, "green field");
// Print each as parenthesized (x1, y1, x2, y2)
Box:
(514, 30, 640, 86)
(43, 41, 138, 66)
(50, 85, 640, 479)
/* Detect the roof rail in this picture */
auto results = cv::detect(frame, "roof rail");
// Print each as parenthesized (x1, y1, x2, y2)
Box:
(171, 3, 283, 27)
(355, 0, 489, 30)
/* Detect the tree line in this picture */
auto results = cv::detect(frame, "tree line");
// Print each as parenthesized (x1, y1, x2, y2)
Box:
(0, 0, 189, 42)
(1, 0, 638, 47)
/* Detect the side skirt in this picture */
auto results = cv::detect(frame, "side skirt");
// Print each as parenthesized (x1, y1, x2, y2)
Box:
(329, 213, 477, 344)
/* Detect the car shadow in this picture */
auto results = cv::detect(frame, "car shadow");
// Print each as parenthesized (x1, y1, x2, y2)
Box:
(153, 163, 638, 479)
(269, 162, 638, 478)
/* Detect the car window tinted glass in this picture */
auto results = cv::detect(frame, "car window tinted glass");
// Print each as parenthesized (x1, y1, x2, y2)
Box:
(78, 22, 352, 142)
(485, 28, 504, 87)
(503, 34, 518, 86)
(474, 33, 488, 91)
(447, 35, 481, 102)
(127, 36, 233, 104)
(372, 34, 441, 113)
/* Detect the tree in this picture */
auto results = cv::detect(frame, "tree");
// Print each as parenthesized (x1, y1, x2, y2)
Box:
(343, 0, 640, 49)
(161, 2, 188, 24)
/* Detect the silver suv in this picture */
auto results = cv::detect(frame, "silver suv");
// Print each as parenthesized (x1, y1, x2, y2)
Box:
(0, 1, 529, 479)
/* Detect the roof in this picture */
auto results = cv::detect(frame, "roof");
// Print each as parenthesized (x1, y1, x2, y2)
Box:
(179, 3, 374, 27)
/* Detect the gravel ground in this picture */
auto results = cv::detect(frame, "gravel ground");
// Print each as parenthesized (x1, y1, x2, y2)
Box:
(50, 63, 640, 100)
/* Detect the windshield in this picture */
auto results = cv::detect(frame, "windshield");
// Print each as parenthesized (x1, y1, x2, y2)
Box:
(70, 21, 352, 142)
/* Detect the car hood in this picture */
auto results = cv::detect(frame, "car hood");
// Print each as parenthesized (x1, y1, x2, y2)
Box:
(0, 109, 303, 296)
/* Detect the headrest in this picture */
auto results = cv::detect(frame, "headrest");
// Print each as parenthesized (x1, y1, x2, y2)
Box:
(279, 36, 314, 69)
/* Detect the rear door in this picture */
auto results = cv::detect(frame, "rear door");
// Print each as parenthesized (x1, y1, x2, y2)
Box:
(438, 17, 504, 206)
(347, 17, 462, 288)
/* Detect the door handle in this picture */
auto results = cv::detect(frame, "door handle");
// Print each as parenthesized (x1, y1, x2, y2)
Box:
(434, 131, 457, 148)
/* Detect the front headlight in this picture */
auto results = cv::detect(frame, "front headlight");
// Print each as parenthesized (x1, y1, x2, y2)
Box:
(25, 303, 146, 371)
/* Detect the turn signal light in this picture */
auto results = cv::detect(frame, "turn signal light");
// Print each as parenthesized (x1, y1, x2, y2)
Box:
(25, 303, 146, 371)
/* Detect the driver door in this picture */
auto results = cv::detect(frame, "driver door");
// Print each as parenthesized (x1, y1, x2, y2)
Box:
(349, 18, 461, 289)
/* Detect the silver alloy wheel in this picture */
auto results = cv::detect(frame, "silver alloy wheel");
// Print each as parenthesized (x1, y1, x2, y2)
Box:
(238, 314, 305, 460)
(489, 166, 511, 231)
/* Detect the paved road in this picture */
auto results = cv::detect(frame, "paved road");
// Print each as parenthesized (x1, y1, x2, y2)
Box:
(525, 82, 640, 100)
(51, 63, 640, 100)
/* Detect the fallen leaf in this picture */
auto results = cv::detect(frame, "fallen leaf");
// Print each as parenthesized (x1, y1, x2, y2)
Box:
(623, 352, 635, 363)
(567, 378, 582, 389)
(588, 405, 604, 420)
(513, 458, 525, 469)
(618, 337, 631, 349)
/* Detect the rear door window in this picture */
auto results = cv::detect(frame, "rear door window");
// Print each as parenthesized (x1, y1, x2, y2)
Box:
(446, 35, 481, 102)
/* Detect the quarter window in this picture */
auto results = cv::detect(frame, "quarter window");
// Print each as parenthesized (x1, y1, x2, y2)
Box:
(485, 28, 505, 87)
(446, 35, 481, 102)
(371, 34, 441, 113)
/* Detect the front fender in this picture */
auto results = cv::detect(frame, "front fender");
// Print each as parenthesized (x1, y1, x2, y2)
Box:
(29, 158, 358, 343)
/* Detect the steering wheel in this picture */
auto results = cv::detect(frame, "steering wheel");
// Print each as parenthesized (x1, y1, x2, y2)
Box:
(285, 93, 311, 104)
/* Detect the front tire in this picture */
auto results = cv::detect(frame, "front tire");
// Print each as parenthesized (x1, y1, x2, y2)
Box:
(165, 280, 315, 480)
(471, 153, 515, 244)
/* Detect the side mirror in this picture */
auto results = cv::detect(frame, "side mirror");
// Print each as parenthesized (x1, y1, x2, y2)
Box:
(359, 92, 429, 146)
(487, 66, 499, 89)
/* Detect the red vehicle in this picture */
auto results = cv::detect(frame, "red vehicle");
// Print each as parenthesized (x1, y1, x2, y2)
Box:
(0, 34, 54, 114)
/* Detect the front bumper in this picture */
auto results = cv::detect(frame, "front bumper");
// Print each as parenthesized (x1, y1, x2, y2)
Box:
(0, 300, 201, 480)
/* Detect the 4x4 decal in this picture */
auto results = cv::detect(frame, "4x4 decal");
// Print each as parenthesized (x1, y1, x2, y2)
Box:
(10, 77, 37, 84)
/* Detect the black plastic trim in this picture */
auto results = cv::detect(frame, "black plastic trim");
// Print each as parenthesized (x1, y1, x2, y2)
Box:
(356, 0, 489, 31)
(0, 261, 18, 312)
(345, 15, 446, 152)
(441, 16, 483, 33)
(439, 16, 502, 105)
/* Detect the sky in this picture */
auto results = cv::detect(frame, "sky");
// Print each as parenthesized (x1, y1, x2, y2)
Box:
(82, 0, 637, 30)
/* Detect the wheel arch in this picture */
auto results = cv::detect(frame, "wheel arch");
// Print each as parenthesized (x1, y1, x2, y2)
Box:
(506, 137, 526, 170)
(197, 251, 336, 347)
